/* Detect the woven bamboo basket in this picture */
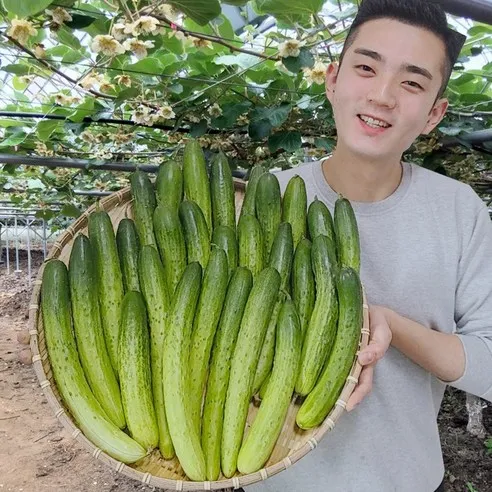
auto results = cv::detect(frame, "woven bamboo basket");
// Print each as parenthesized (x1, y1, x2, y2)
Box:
(28, 179, 370, 491)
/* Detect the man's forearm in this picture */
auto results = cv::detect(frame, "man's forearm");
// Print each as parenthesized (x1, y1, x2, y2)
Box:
(386, 308, 466, 382)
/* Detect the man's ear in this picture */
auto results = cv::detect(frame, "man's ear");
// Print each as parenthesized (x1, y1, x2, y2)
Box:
(325, 62, 339, 104)
(421, 97, 448, 135)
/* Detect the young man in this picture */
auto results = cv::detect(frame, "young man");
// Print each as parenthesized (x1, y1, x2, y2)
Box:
(246, 0, 492, 491)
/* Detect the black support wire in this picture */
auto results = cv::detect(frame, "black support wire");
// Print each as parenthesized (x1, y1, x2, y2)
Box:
(0, 153, 248, 179)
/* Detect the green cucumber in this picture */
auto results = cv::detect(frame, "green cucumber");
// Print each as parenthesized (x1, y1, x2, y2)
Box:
(295, 234, 339, 396)
(239, 164, 266, 219)
(238, 298, 301, 473)
(156, 160, 183, 211)
(130, 170, 157, 248)
(252, 223, 294, 395)
(268, 222, 294, 294)
(116, 218, 140, 293)
(296, 267, 362, 429)
(163, 262, 206, 481)
(307, 198, 337, 266)
(237, 214, 264, 280)
(221, 267, 281, 478)
(251, 296, 283, 397)
(202, 267, 253, 481)
(68, 234, 125, 429)
(179, 200, 210, 270)
(88, 210, 124, 376)
(292, 238, 315, 341)
(153, 203, 187, 296)
(42, 260, 146, 463)
(282, 175, 307, 250)
(119, 291, 158, 452)
(189, 246, 229, 436)
(255, 172, 281, 259)
(334, 196, 361, 273)
(138, 246, 174, 459)
(211, 151, 236, 232)
(183, 139, 212, 234)
(212, 225, 238, 280)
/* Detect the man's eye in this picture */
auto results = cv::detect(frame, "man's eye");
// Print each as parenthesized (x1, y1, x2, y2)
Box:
(404, 81, 423, 90)
(356, 65, 374, 72)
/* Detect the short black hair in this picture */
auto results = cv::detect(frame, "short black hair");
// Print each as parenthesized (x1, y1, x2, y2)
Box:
(338, 0, 467, 98)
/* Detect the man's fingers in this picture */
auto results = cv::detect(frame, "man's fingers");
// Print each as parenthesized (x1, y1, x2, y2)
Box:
(358, 341, 387, 365)
(346, 364, 374, 411)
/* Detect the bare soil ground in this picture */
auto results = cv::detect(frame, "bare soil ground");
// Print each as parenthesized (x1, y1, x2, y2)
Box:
(0, 250, 490, 491)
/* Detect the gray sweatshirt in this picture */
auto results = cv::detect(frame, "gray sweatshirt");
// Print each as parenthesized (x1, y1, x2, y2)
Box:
(245, 160, 492, 492)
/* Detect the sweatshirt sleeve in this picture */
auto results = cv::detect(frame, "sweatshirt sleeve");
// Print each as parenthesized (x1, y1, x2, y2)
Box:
(447, 195, 492, 402)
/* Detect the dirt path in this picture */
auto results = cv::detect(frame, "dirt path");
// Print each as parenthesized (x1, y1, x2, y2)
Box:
(0, 250, 490, 491)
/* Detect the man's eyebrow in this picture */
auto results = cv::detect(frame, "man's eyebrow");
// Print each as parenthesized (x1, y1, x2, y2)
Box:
(353, 48, 382, 61)
(353, 47, 433, 80)
(403, 64, 433, 80)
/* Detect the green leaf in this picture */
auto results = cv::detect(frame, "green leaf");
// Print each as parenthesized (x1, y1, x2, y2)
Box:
(222, 0, 249, 5)
(214, 53, 262, 70)
(2, 64, 31, 75)
(0, 119, 25, 128)
(251, 103, 291, 128)
(57, 26, 81, 50)
(126, 58, 164, 76)
(60, 203, 81, 218)
(189, 119, 208, 137)
(169, 0, 221, 26)
(268, 131, 302, 152)
(282, 48, 315, 73)
(253, 0, 323, 23)
(1, 0, 53, 17)
(68, 99, 95, 123)
(65, 14, 96, 29)
(37, 120, 60, 141)
(211, 101, 252, 128)
(0, 133, 26, 148)
(36, 209, 55, 220)
(249, 118, 272, 140)
(314, 137, 335, 152)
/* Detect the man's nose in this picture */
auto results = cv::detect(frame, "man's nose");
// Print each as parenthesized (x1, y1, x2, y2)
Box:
(367, 79, 397, 109)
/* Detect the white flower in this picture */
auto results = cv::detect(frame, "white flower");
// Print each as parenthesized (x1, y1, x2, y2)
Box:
(54, 93, 72, 105)
(33, 43, 46, 58)
(7, 18, 37, 45)
(278, 39, 305, 58)
(304, 61, 328, 86)
(111, 23, 127, 41)
(191, 37, 213, 49)
(169, 30, 186, 41)
(125, 16, 159, 36)
(80, 131, 96, 143)
(100, 82, 115, 93)
(158, 4, 180, 22)
(115, 74, 132, 87)
(80, 72, 107, 90)
(123, 38, 154, 60)
(91, 35, 125, 56)
(156, 104, 175, 120)
(131, 106, 155, 126)
(35, 142, 54, 157)
(189, 114, 201, 123)
(46, 7, 72, 25)
(208, 103, 222, 118)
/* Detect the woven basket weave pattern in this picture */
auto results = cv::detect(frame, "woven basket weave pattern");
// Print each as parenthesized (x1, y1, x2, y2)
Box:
(28, 182, 369, 490)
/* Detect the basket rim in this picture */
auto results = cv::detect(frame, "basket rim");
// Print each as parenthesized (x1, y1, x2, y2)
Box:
(28, 183, 369, 491)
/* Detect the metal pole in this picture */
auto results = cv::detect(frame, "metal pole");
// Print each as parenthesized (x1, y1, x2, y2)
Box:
(14, 215, 20, 273)
(6, 218, 10, 274)
(25, 218, 31, 286)
(42, 219, 47, 260)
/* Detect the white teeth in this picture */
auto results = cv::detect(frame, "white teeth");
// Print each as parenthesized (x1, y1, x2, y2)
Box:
(359, 115, 389, 128)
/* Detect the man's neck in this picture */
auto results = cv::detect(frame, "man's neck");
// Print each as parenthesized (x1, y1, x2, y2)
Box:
(321, 147, 404, 203)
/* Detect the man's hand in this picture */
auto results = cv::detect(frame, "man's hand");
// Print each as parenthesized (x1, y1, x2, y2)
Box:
(346, 305, 393, 411)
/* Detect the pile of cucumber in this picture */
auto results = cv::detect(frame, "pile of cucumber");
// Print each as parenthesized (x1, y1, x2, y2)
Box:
(41, 139, 363, 482)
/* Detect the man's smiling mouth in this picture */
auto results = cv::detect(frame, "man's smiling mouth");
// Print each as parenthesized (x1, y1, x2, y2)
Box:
(358, 114, 392, 129)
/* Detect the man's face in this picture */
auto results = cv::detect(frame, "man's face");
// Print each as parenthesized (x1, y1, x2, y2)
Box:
(326, 18, 449, 161)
